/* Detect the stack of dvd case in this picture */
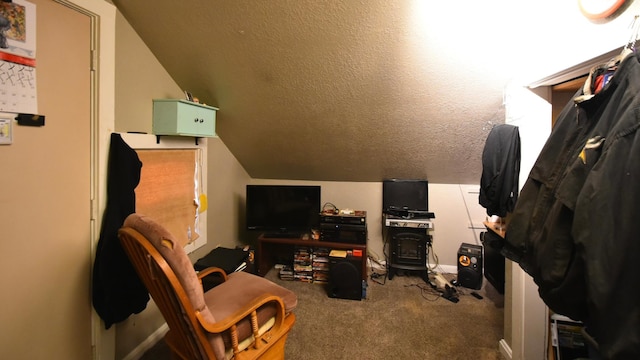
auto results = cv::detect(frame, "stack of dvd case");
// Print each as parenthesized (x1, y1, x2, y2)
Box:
(293, 246, 313, 282)
(312, 247, 330, 284)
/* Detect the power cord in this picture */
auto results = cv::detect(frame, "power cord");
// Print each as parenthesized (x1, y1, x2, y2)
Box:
(426, 241, 439, 272)
(368, 255, 387, 285)
(404, 282, 441, 301)
(426, 271, 460, 303)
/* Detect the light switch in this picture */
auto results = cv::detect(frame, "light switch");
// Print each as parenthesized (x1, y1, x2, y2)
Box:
(0, 117, 12, 144)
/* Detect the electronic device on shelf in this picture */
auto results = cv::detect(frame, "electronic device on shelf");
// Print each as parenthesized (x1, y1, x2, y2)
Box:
(382, 179, 430, 217)
(245, 185, 321, 237)
(384, 207, 435, 219)
(319, 210, 366, 225)
(319, 210, 367, 244)
(384, 216, 434, 229)
(319, 223, 367, 244)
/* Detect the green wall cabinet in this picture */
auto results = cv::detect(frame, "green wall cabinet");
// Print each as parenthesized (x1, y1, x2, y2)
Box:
(153, 99, 219, 138)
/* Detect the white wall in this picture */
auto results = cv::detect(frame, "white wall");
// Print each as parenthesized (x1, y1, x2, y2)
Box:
(514, 1, 640, 86)
(501, 83, 551, 360)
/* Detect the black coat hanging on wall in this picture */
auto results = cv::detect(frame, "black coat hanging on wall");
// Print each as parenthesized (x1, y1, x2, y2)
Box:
(92, 133, 148, 329)
(478, 124, 521, 217)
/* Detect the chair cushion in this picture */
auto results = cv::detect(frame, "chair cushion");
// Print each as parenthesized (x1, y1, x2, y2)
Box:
(203, 271, 297, 348)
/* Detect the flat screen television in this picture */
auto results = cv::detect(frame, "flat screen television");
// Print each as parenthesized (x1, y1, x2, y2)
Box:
(383, 179, 429, 212)
(246, 185, 321, 237)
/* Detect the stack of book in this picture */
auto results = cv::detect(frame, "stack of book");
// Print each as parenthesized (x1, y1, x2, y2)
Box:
(293, 246, 313, 282)
(312, 247, 330, 284)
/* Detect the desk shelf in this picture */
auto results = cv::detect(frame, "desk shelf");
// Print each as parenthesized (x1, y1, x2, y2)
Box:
(256, 234, 367, 280)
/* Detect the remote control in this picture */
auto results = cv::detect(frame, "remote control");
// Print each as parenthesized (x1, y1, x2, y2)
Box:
(470, 291, 483, 300)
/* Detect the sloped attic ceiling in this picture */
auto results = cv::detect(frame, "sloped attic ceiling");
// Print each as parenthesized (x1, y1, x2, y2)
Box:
(113, 1, 516, 184)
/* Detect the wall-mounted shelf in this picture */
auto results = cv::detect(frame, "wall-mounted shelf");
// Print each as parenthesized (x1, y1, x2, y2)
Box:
(152, 99, 219, 142)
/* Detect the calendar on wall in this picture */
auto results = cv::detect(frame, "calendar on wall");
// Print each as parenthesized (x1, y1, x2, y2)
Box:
(0, 0, 36, 114)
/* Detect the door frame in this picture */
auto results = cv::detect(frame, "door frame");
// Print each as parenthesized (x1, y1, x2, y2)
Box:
(53, 1, 116, 359)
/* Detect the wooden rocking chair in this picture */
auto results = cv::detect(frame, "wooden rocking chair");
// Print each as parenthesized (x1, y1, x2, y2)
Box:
(118, 214, 297, 359)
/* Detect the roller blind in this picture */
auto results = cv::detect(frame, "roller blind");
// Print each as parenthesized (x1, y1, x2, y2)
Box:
(135, 149, 199, 247)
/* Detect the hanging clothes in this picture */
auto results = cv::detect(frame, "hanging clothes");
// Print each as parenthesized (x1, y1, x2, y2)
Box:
(92, 133, 148, 329)
(504, 51, 640, 359)
(478, 124, 521, 217)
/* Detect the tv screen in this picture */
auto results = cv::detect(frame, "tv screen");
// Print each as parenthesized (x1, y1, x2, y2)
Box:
(383, 179, 429, 212)
(246, 185, 321, 235)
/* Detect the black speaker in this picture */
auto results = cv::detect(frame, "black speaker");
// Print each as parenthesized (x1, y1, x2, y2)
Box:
(327, 255, 363, 300)
(457, 243, 483, 290)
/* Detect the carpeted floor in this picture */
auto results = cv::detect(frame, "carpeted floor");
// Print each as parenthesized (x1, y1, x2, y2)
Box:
(141, 269, 504, 360)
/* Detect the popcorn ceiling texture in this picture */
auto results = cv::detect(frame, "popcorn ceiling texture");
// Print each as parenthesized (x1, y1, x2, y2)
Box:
(114, 0, 515, 184)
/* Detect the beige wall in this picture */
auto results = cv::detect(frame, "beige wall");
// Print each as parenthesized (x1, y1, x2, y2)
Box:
(112, 9, 252, 358)
(114, 12, 184, 133)
(112, 10, 181, 358)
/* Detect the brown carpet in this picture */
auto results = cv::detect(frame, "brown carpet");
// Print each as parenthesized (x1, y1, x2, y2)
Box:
(142, 270, 504, 360)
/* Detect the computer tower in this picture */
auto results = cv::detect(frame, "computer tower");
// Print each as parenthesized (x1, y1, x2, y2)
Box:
(327, 255, 363, 300)
(457, 243, 483, 290)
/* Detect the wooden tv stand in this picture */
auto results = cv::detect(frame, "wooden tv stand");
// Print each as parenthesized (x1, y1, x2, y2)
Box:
(256, 233, 367, 280)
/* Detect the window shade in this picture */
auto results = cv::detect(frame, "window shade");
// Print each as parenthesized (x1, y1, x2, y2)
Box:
(135, 149, 199, 247)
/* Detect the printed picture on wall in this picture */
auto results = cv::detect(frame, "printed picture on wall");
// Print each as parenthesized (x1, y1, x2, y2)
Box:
(0, 0, 36, 115)
(0, 1, 26, 48)
(0, 0, 32, 57)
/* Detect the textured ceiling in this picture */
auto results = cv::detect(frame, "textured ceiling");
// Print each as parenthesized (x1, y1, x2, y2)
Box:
(113, 0, 516, 184)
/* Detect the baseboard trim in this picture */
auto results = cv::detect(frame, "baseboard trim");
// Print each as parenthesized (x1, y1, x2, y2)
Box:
(122, 323, 169, 360)
(437, 264, 457, 274)
(368, 262, 458, 275)
(499, 339, 512, 360)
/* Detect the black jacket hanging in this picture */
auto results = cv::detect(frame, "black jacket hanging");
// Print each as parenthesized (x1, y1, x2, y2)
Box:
(479, 124, 521, 217)
(92, 133, 148, 329)
(504, 52, 640, 360)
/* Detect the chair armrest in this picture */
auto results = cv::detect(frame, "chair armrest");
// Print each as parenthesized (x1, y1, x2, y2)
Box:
(195, 293, 286, 334)
(197, 267, 228, 283)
